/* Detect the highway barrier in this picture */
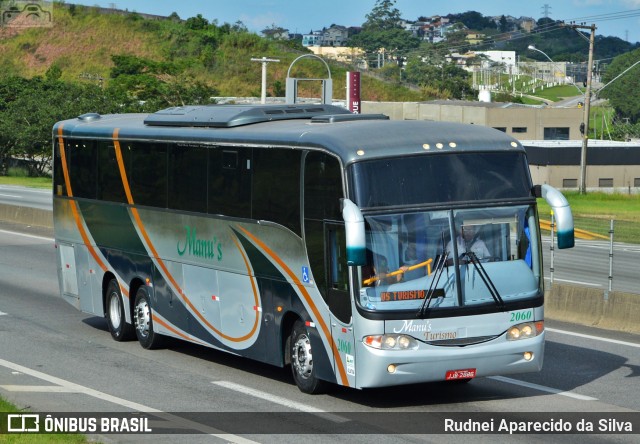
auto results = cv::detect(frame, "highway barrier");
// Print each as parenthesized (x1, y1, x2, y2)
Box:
(545, 283, 640, 334)
(1, 204, 637, 335)
(0, 203, 52, 228)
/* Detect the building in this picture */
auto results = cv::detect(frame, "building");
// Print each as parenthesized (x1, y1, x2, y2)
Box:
(524, 140, 640, 192)
(302, 25, 349, 47)
(362, 100, 583, 141)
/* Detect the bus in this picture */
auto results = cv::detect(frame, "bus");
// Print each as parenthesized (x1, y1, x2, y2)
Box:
(52, 104, 574, 394)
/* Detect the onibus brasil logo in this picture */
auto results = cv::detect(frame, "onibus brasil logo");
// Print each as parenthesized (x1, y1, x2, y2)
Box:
(0, 1, 53, 28)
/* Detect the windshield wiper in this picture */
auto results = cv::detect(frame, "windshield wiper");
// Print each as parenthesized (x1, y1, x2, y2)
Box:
(464, 252, 505, 309)
(417, 251, 448, 318)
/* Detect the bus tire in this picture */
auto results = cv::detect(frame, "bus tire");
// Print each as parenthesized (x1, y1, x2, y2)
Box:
(290, 320, 327, 394)
(105, 279, 134, 341)
(133, 286, 164, 350)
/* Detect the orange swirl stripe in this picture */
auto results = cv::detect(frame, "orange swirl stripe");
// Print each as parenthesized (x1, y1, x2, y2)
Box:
(112, 130, 259, 343)
(237, 226, 349, 387)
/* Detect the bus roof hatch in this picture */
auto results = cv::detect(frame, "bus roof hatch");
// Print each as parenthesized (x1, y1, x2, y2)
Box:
(143, 104, 353, 128)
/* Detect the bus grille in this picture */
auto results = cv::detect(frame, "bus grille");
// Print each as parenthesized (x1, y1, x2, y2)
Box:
(425, 335, 499, 347)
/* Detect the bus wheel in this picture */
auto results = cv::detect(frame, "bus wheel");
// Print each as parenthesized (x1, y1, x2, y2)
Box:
(105, 279, 134, 341)
(290, 320, 326, 394)
(133, 286, 164, 350)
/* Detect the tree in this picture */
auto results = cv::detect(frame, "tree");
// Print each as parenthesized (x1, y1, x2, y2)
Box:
(599, 48, 640, 124)
(403, 56, 472, 99)
(446, 11, 496, 31)
(185, 14, 209, 30)
(498, 15, 509, 33)
(0, 77, 125, 176)
(348, 0, 420, 68)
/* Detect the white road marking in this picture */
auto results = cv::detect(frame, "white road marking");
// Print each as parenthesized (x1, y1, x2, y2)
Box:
(0, 311, 7, 316)
(0, 193, 19, 198)
(489, 376, 598, 401)
(0, 358, 257, 443)
(0, 385, 80, 393)
(547, 328, 640, 348)
(212, 380, 350, 423)
(544, 277, 602, 287)
(0, 229, 53, 242)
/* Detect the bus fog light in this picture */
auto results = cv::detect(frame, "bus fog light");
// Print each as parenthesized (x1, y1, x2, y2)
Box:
(523, 352, 533, 361)
(387, 364, 397, 373)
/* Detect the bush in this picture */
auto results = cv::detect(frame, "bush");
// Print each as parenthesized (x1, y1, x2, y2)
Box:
(7, 166, 29, 177)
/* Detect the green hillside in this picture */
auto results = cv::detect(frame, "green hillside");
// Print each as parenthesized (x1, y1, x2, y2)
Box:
(0, 3, 425, 102)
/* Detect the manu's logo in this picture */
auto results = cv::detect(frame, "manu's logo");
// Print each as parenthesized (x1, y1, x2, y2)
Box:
(177, 226, 223, 261)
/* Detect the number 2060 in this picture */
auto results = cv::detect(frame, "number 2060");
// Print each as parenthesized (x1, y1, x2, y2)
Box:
(510, 311, 532, 322)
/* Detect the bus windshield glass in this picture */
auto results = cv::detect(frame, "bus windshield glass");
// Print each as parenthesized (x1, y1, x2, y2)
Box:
(358, 205, 542, 315)
(349, 152, 531, 208)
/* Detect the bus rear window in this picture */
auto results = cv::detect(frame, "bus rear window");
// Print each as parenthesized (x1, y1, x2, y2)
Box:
(349, 152, 532, 208)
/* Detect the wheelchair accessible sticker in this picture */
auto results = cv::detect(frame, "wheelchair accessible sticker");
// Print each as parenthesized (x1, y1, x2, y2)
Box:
(301, 266, 310, 283)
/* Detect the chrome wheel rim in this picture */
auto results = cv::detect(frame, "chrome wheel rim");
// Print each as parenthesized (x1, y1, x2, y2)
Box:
(135, 298, 151, 338)
(292, 333, 313, 380)
(108, 291, 121, 329)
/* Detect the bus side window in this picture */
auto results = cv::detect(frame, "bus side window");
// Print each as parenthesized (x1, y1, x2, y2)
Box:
(168, 144, 207, 213)
(97, 141, 128, 203)
(208, 147, 252, 219)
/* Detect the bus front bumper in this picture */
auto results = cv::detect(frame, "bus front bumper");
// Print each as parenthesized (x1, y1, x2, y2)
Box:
(353, 333, 544, 389)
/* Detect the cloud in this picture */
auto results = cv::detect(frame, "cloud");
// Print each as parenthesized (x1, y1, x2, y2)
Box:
(239, 12, 286, 31)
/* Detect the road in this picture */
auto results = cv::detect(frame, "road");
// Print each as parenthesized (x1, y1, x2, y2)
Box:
(0, 185, 52, 211)
(0, 224, 639, 442)
(542, 237, 639, 294)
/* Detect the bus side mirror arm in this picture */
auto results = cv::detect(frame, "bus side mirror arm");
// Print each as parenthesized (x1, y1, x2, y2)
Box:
(538, 184, 575, 249)
(341, 199, 366, 266)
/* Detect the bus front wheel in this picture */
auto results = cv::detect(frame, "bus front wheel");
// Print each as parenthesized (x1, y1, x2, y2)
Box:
(133, 286, 164, 349)
(105, 279, 134, 341)
(290, 320, 327, 394)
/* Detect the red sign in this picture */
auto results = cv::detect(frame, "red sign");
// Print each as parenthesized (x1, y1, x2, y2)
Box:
(347, 71, 361, 114)
(445, 368, 477, 381)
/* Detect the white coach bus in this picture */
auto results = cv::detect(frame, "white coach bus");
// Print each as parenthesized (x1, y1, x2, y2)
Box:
(53, 104, 574, 393)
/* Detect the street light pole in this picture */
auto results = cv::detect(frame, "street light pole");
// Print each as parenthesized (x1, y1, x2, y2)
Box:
(251, 57, 280, 104)
(566, 23, 597, 194)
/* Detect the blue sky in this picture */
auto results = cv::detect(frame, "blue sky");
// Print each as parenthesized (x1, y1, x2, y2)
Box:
(66, 0, 640, 43)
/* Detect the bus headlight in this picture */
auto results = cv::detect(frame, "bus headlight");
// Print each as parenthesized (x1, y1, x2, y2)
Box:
(364, 334, 418, 350)
(506, 321, 544, 341)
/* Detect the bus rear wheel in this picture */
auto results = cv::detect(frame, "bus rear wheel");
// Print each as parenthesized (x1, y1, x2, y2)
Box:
(133, 286, 164, 349)
(105, 279, 134, 341)
(290, 320, 327, 394)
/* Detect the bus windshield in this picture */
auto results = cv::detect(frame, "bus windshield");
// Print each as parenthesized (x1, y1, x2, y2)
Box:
(349, 151, 532, 208)
(357, 205, 542, 315)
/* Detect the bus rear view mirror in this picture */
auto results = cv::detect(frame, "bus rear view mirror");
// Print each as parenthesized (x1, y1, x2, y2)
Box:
(539, 184, 575, 249)
(341, 199, 366, 266)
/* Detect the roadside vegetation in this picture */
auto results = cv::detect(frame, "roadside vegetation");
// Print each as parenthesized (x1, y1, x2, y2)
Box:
(0, 397, 87, 443)
(537, 192, 640, 243)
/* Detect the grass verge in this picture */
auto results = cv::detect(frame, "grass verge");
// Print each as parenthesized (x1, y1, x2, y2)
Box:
(538, 191, 640, 243)
(0, 177, 51, 189)
(0, 397, 88, 443)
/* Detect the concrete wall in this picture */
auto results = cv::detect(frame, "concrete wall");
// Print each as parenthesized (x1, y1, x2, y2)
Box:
(545, 283, 640, 335)
(0, 204, 52, 228)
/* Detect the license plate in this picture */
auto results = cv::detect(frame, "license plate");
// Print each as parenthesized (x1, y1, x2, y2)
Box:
(445, 368, 477, 380)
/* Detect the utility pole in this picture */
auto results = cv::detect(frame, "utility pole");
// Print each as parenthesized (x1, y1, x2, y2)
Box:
(566, 23, 596, 194)
(251, 57, 280, 104)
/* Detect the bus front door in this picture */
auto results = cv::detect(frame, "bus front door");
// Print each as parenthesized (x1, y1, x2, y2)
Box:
(325, 223, 356, 386)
